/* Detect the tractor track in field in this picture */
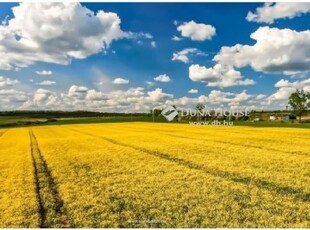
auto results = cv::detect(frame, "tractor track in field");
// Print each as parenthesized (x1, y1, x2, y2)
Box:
(0, 130, 7, 138)
(66, 127, 310, 202)
(164, 133, 310, 157)
(76, 125, 310, 157)
(29, 129, 71, 228)
(110, 125, 310, 157)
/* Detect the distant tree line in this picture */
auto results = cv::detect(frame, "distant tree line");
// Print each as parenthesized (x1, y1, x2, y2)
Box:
(0, 110, 148, 118)
(2, 89, 309, 123)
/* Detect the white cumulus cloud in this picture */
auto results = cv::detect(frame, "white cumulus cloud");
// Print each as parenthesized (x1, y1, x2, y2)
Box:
(188, 89, 198, 94)
(172, 48, 204, 63)
(68, 85, 88, 99)
(112, 78, 129, 84)
(214, 26, 310, 75)
(154, 74, 171, 82)
(177, 20, 216, 41)
(267, 78, 310, 103)
(0, 76, 19, 87)
(247, 2, 310, 24)
(0, 2, 124, 70)
(147, 88, 173, 102)
(189, 64, 255, 88)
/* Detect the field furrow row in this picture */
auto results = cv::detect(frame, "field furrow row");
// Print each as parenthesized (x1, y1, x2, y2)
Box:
(0, 129, 7, 138)
(164, 133, 310, 157)
(29, 129, 71, 228)
(0, 128, 39, 228)
(67, 124, 310, 193)
(1, 123, 310, 227)
(65, 127, 310, 202)
(104, 124, 310, 154)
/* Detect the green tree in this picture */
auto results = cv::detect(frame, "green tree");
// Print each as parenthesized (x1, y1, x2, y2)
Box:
(288, 89, 310, 122)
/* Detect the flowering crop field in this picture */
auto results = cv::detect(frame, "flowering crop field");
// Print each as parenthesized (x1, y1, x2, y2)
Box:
(0, 123, 310, 227)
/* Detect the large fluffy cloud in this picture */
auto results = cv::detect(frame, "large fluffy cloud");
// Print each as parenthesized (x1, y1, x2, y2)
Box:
(247, 2, 310, 24)
(33, 89, 53, 103)
(267, 87, 296, 102)
(176, 20, 216, 41)
(68, 85, 88, 99)
(147, 88, 173, 102)
(0, 81, 269, 112)
(214, 27, 310, 75)
(19, 88, 60, 109)
(19, 86, 175, 111)
(208, 90, 252, 109)
(168, 89, 257, 110)
(275, 78, 310, 89)
(2, 79, 283, 111)
(0, 2, 124, 70)
(0, 89, 28, 110)
(267, 78, 310, 103)
(189, 64, 255, 87)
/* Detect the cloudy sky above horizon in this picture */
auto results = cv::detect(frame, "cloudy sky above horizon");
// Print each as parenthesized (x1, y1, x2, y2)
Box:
(1, 2, 310, 112)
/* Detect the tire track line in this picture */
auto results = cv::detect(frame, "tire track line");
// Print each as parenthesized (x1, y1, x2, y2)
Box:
(0, 130, 7, 138)
(66, 127, 310, 202)
(83, 125, 309, 156)
(164, 133, 310, 157)
(114, 125, 309, 156)
(29, 129, 71, 228)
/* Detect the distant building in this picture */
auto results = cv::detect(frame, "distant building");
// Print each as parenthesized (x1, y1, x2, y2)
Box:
(269, 116, 276, 121)
(283, 115, 296, 121)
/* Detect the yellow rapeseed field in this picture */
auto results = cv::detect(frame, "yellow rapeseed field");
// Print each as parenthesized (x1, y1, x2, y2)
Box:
(0, 123, 310, 227)
(0, 128, 39, 227)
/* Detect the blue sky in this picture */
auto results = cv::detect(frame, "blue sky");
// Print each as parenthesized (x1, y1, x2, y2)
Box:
(1, 2, 310, 112)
